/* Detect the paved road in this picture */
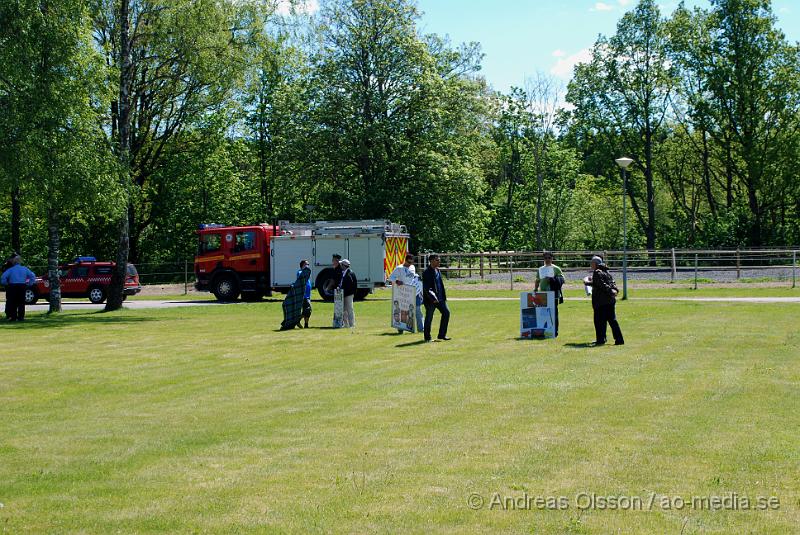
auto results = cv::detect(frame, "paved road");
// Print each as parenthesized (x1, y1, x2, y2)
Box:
(9, 295, 800, 312)
(633, 297, 800, 303)
(20, 299, 232, 311)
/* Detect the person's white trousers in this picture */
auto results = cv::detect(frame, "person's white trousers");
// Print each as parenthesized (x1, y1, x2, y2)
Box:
(343, 295, 355, 327)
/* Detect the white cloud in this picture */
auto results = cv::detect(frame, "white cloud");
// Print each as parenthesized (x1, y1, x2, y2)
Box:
(618, 0, 632, 6)
(591, 2, 614, 11)
(550, 47, 592, 79)
(779, 7, 790, 14)
(275, 0, 319, 16)
(552, 49, 566, 58)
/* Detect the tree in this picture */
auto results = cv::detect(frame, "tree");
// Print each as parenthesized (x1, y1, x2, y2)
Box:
(309, 0, 489, 251)
(97, 0, 257, 310)
(703, 0, 800, 245)
(0, 0, 115, 313)
(567, 0, 674, 252)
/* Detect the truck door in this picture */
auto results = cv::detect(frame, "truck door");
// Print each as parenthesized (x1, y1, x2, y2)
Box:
(67, 265, 90, 295)
(229, 229, 263, 273)
(270, 236, 314, 288)
(346, 238, 371, 286)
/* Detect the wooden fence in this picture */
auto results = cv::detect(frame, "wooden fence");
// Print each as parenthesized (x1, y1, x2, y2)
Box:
(419, 248, 799, 287)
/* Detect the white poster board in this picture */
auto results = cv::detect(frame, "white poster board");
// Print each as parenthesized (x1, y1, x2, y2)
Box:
(333, 288, 344, 328)
(520, 291, 556, 339)
(391, 283, 417, 332)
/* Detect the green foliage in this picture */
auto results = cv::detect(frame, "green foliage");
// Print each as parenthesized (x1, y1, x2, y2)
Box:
(3, 0, 800, 264)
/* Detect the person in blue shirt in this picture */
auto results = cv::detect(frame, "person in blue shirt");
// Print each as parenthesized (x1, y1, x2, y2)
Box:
(298, 259, 313, 328)
(1, 255, 37, 322)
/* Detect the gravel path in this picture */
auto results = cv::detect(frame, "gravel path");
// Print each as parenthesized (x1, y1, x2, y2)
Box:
(446, 266, 797, 284)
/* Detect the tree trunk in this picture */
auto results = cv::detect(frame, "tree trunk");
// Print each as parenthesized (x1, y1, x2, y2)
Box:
(701, 129, 717, 217)
(106, 0, 132, 312)
(535, 171, 543, 250)
(644, 127, 657, 262)
(747, 186, 761, 246)
(11, 186, 21, 253)
(725, 142, 734, 209)
(47, 208, 61, 313)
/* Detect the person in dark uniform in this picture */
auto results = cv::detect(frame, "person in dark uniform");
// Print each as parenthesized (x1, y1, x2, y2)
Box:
(422, 254, 450, 342)
(584, 255, 624, 345)
(326, 254, 343, 297)
(1, 255, 37, 322)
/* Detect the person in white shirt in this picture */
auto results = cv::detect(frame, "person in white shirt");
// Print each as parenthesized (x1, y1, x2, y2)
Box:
(389, 253, 424, 332)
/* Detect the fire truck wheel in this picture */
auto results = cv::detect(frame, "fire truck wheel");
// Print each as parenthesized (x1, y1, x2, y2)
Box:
(25, 288, 39, 305)
(315, 268, 337, 302)
(88, 286, 107, 304)
(213, 274, 240, 302)
(354, 288, 371, 301)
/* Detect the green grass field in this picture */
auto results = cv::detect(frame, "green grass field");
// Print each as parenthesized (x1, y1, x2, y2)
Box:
(1, 292, 799, 533)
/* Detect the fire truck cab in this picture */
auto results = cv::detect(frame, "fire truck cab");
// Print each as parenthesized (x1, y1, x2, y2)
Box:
(194, 220, 409, 302)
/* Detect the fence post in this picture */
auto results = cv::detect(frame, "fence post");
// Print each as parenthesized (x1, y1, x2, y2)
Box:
(671, 248, 676, 283)
(693, 254, 699, 291)
(509, 258, 514, 291)
(480, 253, 485, 280)
(184, 259, 189, 295)
(793, 251, 797, 289)
(736, 248, 741, 280)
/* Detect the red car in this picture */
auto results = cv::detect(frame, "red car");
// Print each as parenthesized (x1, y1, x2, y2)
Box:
(26, 257, 141, 304)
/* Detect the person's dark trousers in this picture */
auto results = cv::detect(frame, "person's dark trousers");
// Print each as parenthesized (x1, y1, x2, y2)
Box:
(593, 303, 623, 344)
(424, 301, 450, 340)
(6, 284, 26, 321)
(554, 302, 559, 338)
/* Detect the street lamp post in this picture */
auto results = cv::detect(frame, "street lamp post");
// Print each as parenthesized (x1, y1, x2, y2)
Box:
(615, 157, 634, 300)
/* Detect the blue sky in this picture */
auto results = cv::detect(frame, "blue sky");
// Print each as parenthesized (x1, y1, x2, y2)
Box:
(414, 0, 800, 92)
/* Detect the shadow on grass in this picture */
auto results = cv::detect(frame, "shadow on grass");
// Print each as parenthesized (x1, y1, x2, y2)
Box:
(563, 342, 600, 348)
(396, 339, 429, 347)
(2, 311, 157, 330)
(273, 326, 340, 332)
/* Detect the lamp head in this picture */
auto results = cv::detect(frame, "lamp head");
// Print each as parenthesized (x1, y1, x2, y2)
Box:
(615, 157, 634, 169)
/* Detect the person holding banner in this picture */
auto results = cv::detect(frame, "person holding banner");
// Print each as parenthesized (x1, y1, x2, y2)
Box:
(422, 254, 450, 342)
(584, 255, 624, 346)
(389, 253, 424, 333)
(280, 263, 312, 330)
(534, 251, 565, 337)
(339, 258, 357, 328)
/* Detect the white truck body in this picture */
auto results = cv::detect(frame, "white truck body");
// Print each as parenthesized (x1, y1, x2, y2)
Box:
(270, 220, 409, 292)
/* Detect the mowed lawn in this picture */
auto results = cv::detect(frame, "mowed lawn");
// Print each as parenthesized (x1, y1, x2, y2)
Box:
(1, 293, 799, 533)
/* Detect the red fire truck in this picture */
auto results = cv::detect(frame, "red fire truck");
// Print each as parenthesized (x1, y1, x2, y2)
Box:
(194, 220, 410, 301)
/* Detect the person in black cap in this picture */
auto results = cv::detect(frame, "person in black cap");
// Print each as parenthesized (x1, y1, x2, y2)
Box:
(584, 255, 624, 345)
(327, 254, 343, 296)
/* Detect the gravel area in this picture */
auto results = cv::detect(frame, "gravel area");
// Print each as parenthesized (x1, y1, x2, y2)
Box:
(444, 266, 797, 284)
